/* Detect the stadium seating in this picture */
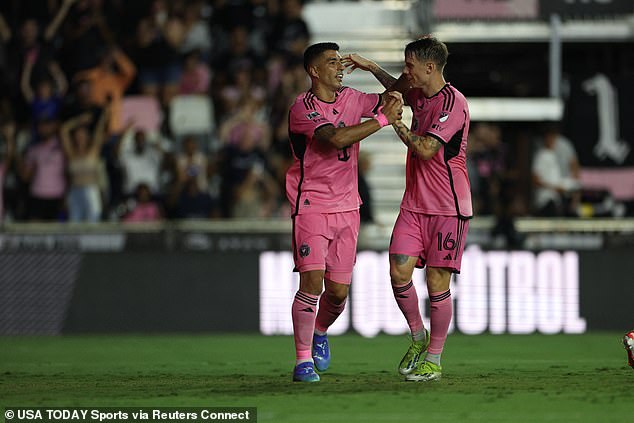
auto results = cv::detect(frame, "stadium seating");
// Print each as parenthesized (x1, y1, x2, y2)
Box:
(168, 95, 217, 150)
(121, 96, 163, 135)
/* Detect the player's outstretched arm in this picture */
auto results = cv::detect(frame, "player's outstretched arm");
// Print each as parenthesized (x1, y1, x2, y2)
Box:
(315, 97, 403, 149)
(342, 54, 412, 101)
(342, 53, 397, 89)
(392, 120, 442, 161)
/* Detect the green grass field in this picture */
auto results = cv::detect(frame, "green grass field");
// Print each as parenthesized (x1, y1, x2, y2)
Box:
(1, 333, 631, 422)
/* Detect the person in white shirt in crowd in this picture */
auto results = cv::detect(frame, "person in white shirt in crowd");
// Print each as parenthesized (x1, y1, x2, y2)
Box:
(532, 124, 581, 216)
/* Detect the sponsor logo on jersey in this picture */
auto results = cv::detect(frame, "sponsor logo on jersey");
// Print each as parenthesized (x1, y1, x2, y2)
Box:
(439, 112, 449, 122)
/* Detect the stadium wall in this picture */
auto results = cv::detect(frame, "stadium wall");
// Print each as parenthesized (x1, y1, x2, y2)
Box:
(0, 228, 632, 335)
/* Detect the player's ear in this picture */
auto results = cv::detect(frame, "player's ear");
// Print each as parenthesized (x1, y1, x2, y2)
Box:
(308, 65, 319, 79)
(426, 62, 434, 74)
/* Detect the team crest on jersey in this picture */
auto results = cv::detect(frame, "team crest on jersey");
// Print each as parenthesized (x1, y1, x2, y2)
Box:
(438, 112, 449, 122)
(306, 111, 321, 120)
(299, 243, 311, 258)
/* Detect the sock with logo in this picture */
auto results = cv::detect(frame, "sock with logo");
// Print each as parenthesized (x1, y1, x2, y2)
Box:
(392, 281, 425, 336)
(428, 289, 452, 356)
(292, 290, 319, 364)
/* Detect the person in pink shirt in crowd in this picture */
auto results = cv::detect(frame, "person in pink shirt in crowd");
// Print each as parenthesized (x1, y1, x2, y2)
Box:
(344, 36, 472, 382)
(123, 183, 162, 222)
(287, 42, 403, 382)
(179, 49, 210, 95)
(20, 117, 67, 221)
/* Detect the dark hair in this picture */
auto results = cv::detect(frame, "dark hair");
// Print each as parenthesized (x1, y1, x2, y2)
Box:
(405, 36, 448, 70)
(303, 42, 340, 72)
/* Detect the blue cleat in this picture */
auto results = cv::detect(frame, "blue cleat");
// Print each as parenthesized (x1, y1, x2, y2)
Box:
(312, 334, 331, 372)
(292, 362, 320, 382)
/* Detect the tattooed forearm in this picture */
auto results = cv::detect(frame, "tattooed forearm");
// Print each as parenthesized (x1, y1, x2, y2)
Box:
(392, 121, 442, 160)
(372, 67, 397, 90)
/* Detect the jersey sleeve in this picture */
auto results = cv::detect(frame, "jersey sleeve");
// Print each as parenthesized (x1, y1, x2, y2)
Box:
(425, 100, 465, 144)
(356, 91, 381, 118)
(289, 103, 333, 138)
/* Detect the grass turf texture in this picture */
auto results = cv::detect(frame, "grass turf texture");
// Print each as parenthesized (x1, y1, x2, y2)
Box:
(1, 334, 631, 422)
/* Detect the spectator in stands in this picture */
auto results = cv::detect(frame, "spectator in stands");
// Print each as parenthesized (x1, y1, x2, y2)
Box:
(134, 1, 185, 108)
(6, 18, 58, 123)
(20, 51, 67, 124)
(177, 135, 208, 192)
(118, 128, 163, 198)
(269, 0, 309, 58)
(548, 124, 580, 182)
(532, 125, 581, 216)
(59, 0, 113, 75)
(219, 99, 270, 150)
(179, 1, 212, 59)
(60, 107, 109, 223)
(73, 46, 136, 134)
(7, 1, 72, 77)
(218, 62, 267, 121)
(0, 121, 16, 222)
(212, 25, 261, 114)
(19, 117, 66, 221)
(467, 123, 508, 215)
(176, 177, 218, 219)
(123, 182, 162, 222)
(232, 161, 279, 219)
(179, 49, 211, 95)
(218, 116, 272, 218)
(157, 151, 182, 219)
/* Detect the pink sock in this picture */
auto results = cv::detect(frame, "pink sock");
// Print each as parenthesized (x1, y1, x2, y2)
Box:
(315, 294, 347, 333)
(392, 281, 424, 335)
(428, 290, 452, 355)
(292, 290, 319, 362)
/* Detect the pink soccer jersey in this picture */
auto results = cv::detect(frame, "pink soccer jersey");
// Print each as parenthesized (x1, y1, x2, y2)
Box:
(402, 83, 472, 218)
(286, 87, 380, 215)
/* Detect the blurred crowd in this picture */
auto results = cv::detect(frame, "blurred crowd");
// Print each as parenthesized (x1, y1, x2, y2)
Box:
(0, 0, 626, 227)
(0, 0, 311, 223)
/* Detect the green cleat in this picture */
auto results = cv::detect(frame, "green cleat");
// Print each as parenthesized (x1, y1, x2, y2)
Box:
(398, 329, 429, 375)
(405, 360, 442, 382)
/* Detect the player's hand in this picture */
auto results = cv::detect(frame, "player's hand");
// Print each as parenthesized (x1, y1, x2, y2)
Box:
(384, 90, 403, 104)
(381, 94, 403, 124)
(341, 53, 376, 74)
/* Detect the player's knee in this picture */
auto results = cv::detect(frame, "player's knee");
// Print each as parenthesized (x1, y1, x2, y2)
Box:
(425, 267, 451, 291)
(299, 271, 325, 295)
(326, 286, 349, 305)
(389, 266, 411, 286)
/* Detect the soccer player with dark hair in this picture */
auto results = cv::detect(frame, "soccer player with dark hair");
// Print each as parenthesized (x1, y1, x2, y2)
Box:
(343, 36, 472, 382)
(287, 42, 403, 382)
